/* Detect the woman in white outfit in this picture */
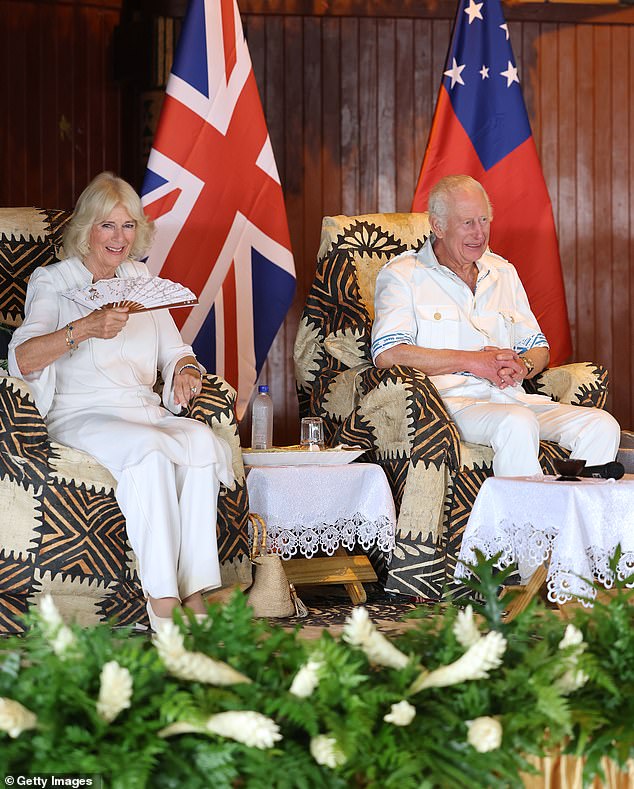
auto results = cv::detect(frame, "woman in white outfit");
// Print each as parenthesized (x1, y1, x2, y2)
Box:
(8, 172, 234, 630)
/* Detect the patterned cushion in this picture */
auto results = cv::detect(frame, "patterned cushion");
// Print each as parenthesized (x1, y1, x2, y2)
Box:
(0, 208, 70, 327)
(295, 213, 610, 600)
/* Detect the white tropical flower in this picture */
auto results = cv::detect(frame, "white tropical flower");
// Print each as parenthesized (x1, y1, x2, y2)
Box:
(342, 607, 409, 669)
(383, 700, 416, 726)
(205, 711, 282, 749)
(96, 661, 133, 723)
(39, 594, 64, 630)
(38, 594, 76, 658)
(310, 734, 347, 768)
(410, 630, 506, 694)
(467, 716, 503, 752)
(558, 624, 585, 651)
(0, 698, 37, 738)
(153, 622, 251, 686)
(158, 721, 204, 738)
(556, 624, 588, 694)
(289, 658, 323, 698)
(453, 605, 481, 648)
(557, 668, 588, 694)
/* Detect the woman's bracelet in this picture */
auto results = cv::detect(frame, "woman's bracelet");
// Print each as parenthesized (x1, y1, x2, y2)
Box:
(65, 323, 77, 356)
(176, 362, 202, 377)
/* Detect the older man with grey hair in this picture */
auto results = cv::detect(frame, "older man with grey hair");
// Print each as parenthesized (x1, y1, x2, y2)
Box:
(371, 174, 621, 477)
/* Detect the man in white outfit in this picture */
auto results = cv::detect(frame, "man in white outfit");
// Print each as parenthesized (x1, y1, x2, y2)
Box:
(371, 174, 621, 477)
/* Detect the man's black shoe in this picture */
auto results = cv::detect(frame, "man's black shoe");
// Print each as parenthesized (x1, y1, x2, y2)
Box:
(579, 461, 625, 480)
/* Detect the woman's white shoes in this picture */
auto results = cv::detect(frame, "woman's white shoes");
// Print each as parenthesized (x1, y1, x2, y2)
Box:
(146, 600, 173, 632)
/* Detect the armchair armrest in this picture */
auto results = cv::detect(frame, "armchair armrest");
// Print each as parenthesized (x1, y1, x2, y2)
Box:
(524, 362, 609, 409)
(187, 372, 246, 486)
(0, 376, 51, 485)
(323, 364, 461, 472)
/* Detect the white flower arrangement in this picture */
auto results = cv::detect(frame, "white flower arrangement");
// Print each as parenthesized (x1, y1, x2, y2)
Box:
(160, 711, 282, 750)
(556, 624, 588, 694)
(310, 734, 347, 768)
(453, 605, 481, 648)
(153, 622, 251, 686)
(384, 700, 416, 726)
(206, 711, 282, 749)
(409, 630, 507, 694)
(96, 661, 133, 723)
(289, 657, 323, 698)
(0, 698, 37, 738)
(342, 607, 409, 669)
(467, 716, 503, 753)
(39, 594, 76, 659)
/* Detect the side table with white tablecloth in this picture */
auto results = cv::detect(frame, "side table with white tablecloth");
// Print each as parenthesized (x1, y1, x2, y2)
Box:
(455, 475, 634, 606)
(246, 463, 396, 603)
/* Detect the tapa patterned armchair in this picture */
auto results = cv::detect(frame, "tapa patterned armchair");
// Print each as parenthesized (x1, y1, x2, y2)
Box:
(294, 213, 610, 600)
(0, 208, 251, 634)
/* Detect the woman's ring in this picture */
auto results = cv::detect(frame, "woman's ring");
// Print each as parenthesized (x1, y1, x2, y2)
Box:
(191, 387, 197, 394)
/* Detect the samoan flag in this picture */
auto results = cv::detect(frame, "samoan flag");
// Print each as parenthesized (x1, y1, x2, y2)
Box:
(412, 0, 572, 365)
(141, 0, 296, 417)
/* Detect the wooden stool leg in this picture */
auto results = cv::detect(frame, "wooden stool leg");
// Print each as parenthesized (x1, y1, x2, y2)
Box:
(335, 547, 368, 604)
(501, 563, 548, 621)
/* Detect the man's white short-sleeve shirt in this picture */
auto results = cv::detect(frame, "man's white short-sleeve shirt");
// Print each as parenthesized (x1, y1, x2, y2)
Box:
(371, 237, 550, 412)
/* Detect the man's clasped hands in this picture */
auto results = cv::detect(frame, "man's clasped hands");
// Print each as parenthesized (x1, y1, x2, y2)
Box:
(476, 346, 529, 389)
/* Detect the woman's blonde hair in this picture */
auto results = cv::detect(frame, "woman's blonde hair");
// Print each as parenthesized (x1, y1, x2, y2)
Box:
(62, 171, 155, 260)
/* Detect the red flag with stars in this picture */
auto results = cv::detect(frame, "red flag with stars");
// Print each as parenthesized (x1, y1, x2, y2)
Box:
(412, 0, 571, 365)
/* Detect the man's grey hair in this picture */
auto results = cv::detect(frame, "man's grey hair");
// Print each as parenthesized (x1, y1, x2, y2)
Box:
(428, 175, 493, 230)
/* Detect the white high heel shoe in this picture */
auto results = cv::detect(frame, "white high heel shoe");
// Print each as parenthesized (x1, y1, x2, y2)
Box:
(146, 600, 174, 632)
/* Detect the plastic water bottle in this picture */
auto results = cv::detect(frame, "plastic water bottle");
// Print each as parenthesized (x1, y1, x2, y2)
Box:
(251, 385, 274, 449)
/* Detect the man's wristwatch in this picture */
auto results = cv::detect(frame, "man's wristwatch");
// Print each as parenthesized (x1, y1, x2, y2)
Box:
(521, 355, 535, 376)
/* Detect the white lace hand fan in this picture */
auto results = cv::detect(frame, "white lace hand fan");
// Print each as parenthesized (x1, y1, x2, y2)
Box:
(62, 276, 198, 313)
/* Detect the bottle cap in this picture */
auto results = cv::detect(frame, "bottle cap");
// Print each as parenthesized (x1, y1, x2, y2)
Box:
(258, 385, 269, 393)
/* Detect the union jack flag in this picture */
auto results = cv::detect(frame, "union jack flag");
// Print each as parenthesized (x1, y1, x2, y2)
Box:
(141, 0, 296, 418)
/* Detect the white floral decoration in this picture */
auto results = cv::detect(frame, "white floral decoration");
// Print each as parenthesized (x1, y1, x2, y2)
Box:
(96, 661, 133, 723)
(384, 700, 416, 727)
(467, 716, 503, 753)
(342, 607, 409, 669)
(289, 657, 323, 698)
(453, 605, 481, 648)
(310, 734, 347, 769)
(159, 711, 281, 749)
(556, 624, 588, 694)
(206, 711, 281, 749)
(39, 594, 76, 659)
(0, 698, 37, 738)
(409, 630, 507, 694)
(153, 622, 251, 686)
(558, 624, 584, 651)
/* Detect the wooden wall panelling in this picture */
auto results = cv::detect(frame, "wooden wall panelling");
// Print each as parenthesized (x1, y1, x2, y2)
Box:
(340, 17, 360, 216)
(377, 18, 396, 212)
(395, 19, 415, 212)
(610, 25, 631, 424)
(322, 17, 342, 218)
(575, 25, 597, 367)
(593, 27, 614, 395)
(359, 19, 379, 215)
(556, 24, 578, 356)
(0, 0, 123, 210)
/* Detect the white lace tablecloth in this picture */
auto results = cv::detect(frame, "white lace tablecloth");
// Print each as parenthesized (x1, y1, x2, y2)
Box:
(455, 475, 634, 605)
(246, 463, 396, 559)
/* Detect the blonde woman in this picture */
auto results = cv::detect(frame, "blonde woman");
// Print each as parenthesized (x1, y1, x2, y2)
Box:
(9, 171, 233, 630)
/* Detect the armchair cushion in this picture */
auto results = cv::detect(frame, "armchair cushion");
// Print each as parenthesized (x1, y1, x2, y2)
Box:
(295, 213, 610, 599)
